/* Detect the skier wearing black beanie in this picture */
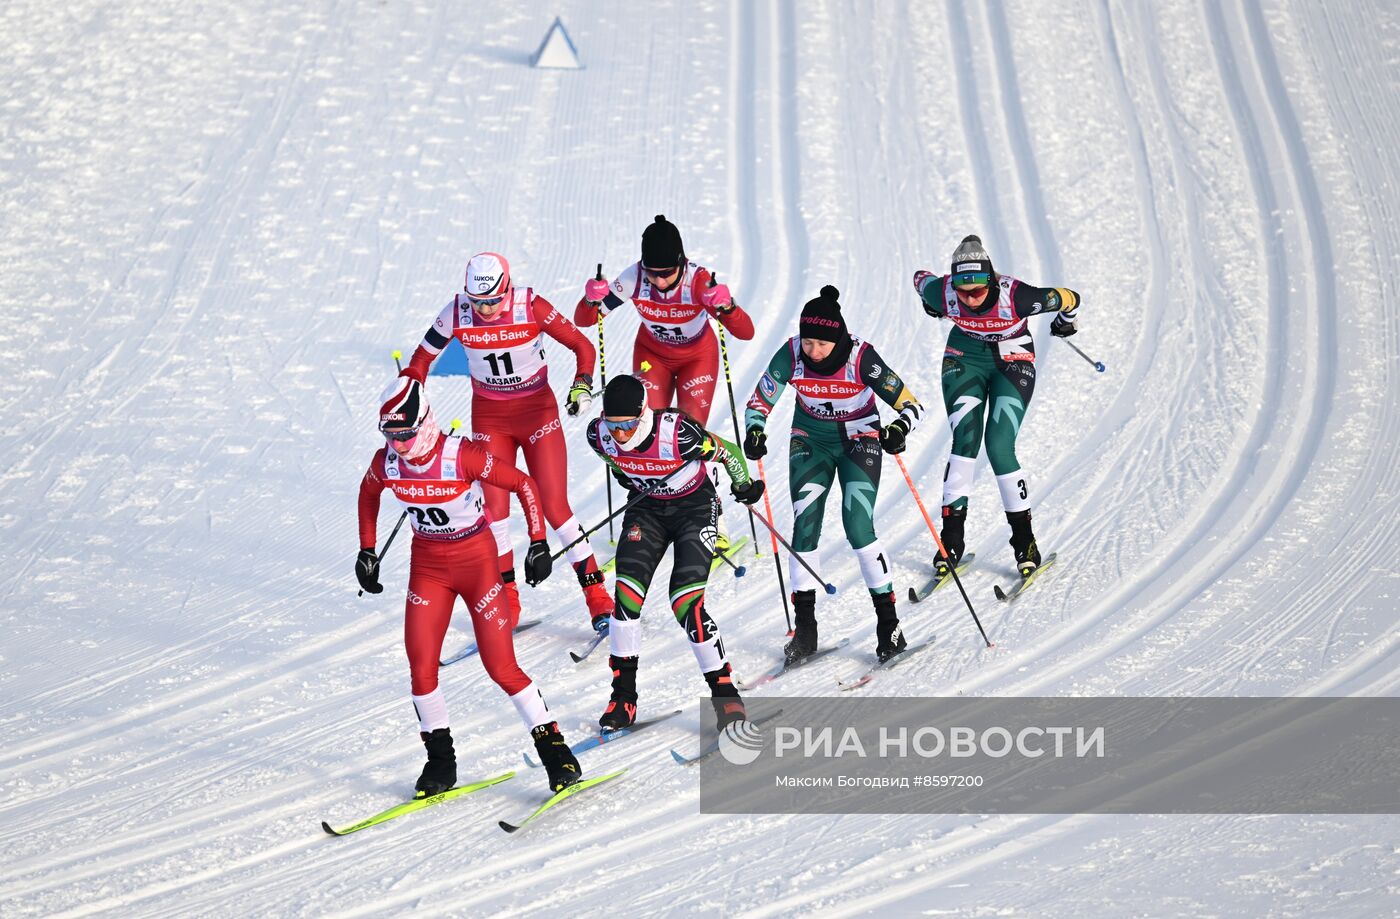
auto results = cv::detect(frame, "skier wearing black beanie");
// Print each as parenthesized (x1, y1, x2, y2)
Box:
(743, 285, 926, 665)
(584, 374, 765, 734)
(574, 215, 754, 427)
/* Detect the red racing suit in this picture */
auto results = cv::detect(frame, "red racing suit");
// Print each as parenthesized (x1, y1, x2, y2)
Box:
(404, 288, 598, 575)
(358, 434, 547, 701)
(574, 261, 753, 425)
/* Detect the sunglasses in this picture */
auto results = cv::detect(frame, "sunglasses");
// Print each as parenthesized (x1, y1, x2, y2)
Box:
(604, 416, 643, 434)
(952, 271, 991, 289)
(643, 264, 679, 279)
(383, 426, 420, 442)
(466, 293, 505, 308)
(954, 284, 989, 298)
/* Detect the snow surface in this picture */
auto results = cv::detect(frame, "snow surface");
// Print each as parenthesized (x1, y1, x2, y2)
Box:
(2, 0, 1397, 916)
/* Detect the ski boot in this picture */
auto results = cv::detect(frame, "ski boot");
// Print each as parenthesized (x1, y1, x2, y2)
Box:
(782, 590, 819, 664)
(704, 663, 747, 730)
(1007, 509, 1041, 579)
(936, 506, 967, 577)
(873, 591, 907, 663)
(501, 569, 522, 629)
(530, 721, 582, 792)
(415, 727, 457, 798)
(598, 654, 638, 732)
(579, 569, 613, 632)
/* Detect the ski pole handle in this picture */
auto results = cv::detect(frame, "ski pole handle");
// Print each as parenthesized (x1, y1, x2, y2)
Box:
(1063, 339, 1105, 373)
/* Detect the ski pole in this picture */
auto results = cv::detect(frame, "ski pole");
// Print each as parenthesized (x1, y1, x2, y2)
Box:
(893, 454, 992, 648)
(550, 463, 687, 563)
(745, 503, 837, 595)
(1061, 338, 1106, 373)
(361, 349, 410, 597)
(757, 458, 793, 634)
(712, 544, 747, 578)
(713, 273, 760, 553)
(592, 263, 616, 543)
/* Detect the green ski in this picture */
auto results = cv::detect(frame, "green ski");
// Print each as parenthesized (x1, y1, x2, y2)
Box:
(497, 768, 628, 833)
(322, 772, 515, 836)
(993, 552, 1059, 603)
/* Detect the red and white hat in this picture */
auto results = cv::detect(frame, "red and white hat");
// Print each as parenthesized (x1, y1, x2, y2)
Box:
(464, 251, 511, 300)
(378, 375, 429, 432)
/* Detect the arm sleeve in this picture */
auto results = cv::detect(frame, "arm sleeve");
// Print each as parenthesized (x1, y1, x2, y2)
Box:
(694, 267, 756, 340)
(743, 344, 795, 431)
(404, 301, 457, 383)
(357, 450, 388, 548)
(574, 265, 634, 326)
(678, 415, 752, 487)
(916, 274, 948, 318)
(860, 344, 924, 434)
(1012, 282, 1081, 320)
(533, 293, 595, 381)
(462, 441, 547, 541)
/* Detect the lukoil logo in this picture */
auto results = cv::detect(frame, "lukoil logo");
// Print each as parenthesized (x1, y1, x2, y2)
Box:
(718, 720, 765, 766)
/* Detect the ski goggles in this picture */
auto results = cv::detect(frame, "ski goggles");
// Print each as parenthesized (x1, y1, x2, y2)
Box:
(952, 271, 991, 290)
(603, 416, 643, 434)
(381, 425, 420, 442)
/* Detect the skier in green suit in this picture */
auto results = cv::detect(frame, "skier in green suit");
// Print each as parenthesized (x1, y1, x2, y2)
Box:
(743, 285, 925, 664)
(912, 235, 1082, 581)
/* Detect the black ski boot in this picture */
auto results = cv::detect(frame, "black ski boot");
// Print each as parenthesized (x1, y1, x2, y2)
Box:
(782, 590, 819, 664)
(936, 506, 967, 576)
(415, 727, 457, 798)
(598, 654, 639, 732)
(1006, 509, 1041, 578)
(873, 591, 907, 663)
(704, 663, 748, 730)
(530, 721, 583, 792)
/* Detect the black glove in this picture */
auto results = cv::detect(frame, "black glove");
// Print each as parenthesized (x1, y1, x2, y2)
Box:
(731, 478, 765, 506)
(523, 539, 553, 587)
(879, 417, 910, 455)
(355, 548, 383, 594)
(1051, 314, 1078, 338)
(743, 425, 767, 460)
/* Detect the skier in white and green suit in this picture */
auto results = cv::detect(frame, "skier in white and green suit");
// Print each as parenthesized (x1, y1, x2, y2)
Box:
(743, 285, 924, 665)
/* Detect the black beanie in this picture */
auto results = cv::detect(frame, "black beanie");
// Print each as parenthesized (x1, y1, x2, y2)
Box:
(641, 214, 685, 269)
(603, 374, 648, 417)
(799, 285, 848, 343)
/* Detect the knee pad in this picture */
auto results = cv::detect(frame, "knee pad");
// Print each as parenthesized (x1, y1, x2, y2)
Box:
(943, 454, 977, 507)
(411, 687, 449, 733)
(608, 617, 642, 657)
(489, 519, 512, 556)
(507, 682, 550, 731)
(553, 515, 592, 567)
(788, 549, 821, 592)
(995, 470, 1031, 513)
(853, 540, 892, 592)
